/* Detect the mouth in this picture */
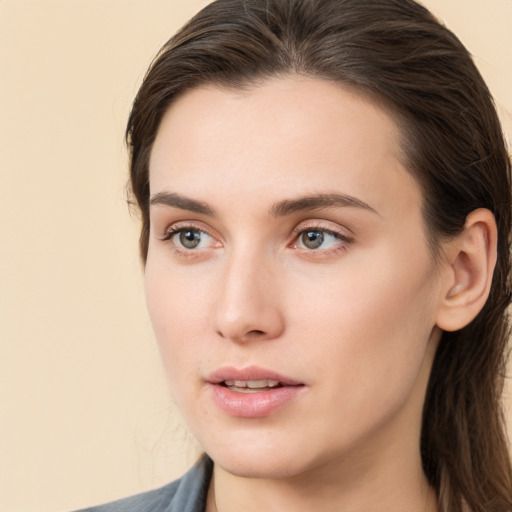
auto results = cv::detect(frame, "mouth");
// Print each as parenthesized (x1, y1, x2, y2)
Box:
(207, 366, 303, 389)
(221, 379, 285, 393)
(206, 366, 305, 417)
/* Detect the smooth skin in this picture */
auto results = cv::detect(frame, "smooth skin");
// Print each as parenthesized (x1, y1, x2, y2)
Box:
(145, 77, 496, 512)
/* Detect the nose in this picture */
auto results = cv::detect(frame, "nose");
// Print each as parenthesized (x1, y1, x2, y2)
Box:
(213, 249, 285, 343)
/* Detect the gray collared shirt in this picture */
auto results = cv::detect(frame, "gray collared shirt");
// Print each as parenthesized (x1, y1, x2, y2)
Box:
(75, 455, 212, 512)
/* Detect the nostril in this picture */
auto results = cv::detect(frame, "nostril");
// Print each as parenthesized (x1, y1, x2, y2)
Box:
(216, 328, 268, 342)
(248, 330, 265, 336)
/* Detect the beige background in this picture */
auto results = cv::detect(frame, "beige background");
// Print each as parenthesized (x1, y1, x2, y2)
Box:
(0, 1, 511, 511)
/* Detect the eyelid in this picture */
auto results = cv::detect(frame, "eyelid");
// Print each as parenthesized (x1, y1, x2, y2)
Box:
(156, 218, 353, 256)
(289, 220, 354, 255)
(158, 221, 223, 260)
(159, 220, 219, 242)
(290, 220, 354, 242)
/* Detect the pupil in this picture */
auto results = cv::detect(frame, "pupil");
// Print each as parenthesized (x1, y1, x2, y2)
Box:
(303, 231, 324, 249)
(180, 230, 200, 249)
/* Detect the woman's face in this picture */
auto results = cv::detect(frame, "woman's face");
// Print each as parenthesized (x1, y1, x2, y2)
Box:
(145, 77, 446, 479)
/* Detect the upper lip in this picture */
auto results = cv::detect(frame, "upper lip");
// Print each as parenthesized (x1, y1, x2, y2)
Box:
(206, 366, 303, 386)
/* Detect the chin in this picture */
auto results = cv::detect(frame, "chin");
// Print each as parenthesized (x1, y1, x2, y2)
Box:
(202, 430, 328, 480)
(213, 451, 306, 479)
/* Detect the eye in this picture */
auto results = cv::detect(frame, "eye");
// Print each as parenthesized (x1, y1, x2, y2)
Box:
(178, 229, 202, 249)
(297, 229, 341, 250)
(292, 225, 352, 254)
(300, 230, 326, 249)
(165, 227, 216, 250)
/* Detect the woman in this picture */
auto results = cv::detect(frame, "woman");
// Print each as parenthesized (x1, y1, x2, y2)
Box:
(80, 0, 512, 510)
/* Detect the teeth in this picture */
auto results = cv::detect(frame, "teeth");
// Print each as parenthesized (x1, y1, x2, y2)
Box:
(247, 379, 280, 389)
(223, 379, 280, 389)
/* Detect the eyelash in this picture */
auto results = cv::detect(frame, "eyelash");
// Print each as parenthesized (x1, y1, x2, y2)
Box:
(160, 223, 218, 257)
(160, 222, 353, 257)
(161, 224, 204, 242)
(290, 224, 353, 255)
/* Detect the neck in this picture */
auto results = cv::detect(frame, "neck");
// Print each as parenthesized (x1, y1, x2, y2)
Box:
(206, 439, 438, 512)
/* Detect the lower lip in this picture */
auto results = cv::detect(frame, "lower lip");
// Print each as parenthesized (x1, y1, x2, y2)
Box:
(209, 384, 304, 418)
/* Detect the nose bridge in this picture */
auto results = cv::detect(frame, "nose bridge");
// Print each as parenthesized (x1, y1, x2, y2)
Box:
(213, 241, 284, 342)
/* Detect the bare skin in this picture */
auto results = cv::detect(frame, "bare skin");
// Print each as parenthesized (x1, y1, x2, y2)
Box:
(146, 77, 496, 512)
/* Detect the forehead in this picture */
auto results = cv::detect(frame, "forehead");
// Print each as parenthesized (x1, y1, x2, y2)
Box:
(149, 76, 421, 218)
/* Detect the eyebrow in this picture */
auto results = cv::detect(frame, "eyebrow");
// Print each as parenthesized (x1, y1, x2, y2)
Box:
(269, 193, 379, 217)
(149, 192, 216, 216)
(148, 191, 378, 218)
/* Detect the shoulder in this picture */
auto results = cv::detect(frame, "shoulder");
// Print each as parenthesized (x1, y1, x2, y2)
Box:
(74, 480, 180, 512)
(74, 455, 213, 512)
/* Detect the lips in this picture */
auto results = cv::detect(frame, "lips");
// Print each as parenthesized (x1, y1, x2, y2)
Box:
(206, 366, 305, 418)
(207, 366, 303, 386)
(223, 379, 281, 392)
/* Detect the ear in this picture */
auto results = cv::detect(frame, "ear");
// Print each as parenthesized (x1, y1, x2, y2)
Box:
(436, 208, 497, 332)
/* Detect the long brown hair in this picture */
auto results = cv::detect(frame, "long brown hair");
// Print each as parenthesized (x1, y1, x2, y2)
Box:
(126, 0, 512, 509)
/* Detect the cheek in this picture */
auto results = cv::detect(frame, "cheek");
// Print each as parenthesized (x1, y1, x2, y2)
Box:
(144, 256, 212, 380)
(289, 242, 439, 400)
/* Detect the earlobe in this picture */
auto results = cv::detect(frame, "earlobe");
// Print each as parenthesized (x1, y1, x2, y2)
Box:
(436, 208, 497, 332)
